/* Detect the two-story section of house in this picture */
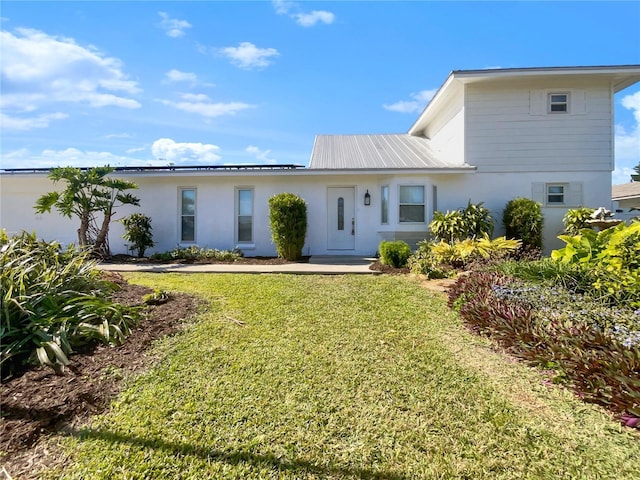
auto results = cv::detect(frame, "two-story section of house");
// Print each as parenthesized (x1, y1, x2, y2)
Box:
(405, 65, 640, 249)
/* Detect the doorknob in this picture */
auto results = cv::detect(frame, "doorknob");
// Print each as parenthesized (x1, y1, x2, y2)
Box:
(351, 218, 355, 235)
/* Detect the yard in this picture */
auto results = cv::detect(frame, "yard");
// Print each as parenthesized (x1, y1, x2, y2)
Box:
(28, 273, 639, 479)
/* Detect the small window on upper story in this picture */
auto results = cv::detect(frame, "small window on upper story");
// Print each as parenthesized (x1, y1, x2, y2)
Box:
(548, 93, 569, 113)
(546, 184, 566, 205)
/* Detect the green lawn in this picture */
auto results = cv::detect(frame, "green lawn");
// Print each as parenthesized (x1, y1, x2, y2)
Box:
(50, 274, 638, 479)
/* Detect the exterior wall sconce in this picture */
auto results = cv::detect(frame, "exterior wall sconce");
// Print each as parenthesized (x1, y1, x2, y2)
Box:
(364, 190, 371, 206)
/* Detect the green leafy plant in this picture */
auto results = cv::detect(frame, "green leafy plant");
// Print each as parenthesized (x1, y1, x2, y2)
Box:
(149, 246, 243, 262)
(1, 231, 142, 378)
(34, 166, 140, 258)
(428, 235, 521, 269)
(378, 240, 412, 268)
(121, 213, 155, 257)
(143, 289, 170, 305)
(407, 240, 450, 278)
(552, 222, 640, 306)
(429, 201, 494, 242)
(268, 193, 308, 261)
(562, 207, 596, 235)
(502, 197, 544, 252)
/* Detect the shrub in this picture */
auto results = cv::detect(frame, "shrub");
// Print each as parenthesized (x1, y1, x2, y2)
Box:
(429, 201, 494, 242)
(121, 213, 155, 257)
(429, 235, 521, 269)
(562, 207, 595, 235)
(269, 193, 308, 261)
(379, 240, 412, 268)
(502, 197, 544, 252)
(407, 240, 450, 278)
(149, 246, 243, 262)
(552, 221, 640, 307)
(1, 231, 142, 378)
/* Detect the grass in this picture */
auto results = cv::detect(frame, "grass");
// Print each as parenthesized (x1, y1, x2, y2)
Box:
(48, 274, 638, 479)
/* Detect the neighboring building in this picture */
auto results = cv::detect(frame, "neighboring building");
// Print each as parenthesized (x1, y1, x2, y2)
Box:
(612, 182, 640, 223)
(2, 65, 640, 256)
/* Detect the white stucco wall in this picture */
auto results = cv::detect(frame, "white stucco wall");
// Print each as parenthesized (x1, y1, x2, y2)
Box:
(0, 168, 619, 256)
(0, 171, 440, 257)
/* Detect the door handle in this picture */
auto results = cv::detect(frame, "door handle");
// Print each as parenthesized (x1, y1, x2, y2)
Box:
(351, 218, 355, 235)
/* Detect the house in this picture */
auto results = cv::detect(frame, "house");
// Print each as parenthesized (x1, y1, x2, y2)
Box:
(612, 182, 640, 222)
(2, 65, 640, 256)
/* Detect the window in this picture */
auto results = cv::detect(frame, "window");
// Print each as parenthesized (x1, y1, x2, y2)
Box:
(237, 188, 253, 243)
(180, 188, 196, 242)
(548, 93, 568, 113)
(337, 197, 345, 230)
(546, 184, 566, 205)
(399, 185, 425, 223)
(381, 185, 389, 224)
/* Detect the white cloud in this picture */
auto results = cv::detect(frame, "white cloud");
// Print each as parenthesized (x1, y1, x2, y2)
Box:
(0, 112, 68, 131)
(219, 42, 279, 70)
(105, 133, 132, 139)
(613, 90, 640, 185)
(0, 27, 140, 127)
(273, 0, 335, 26)
(383, 89, 437, 113)
(159, 92, 254, 118)
(246, 145, 277, 164)
(0, 147, 150, 169)
(158, 12, 191, 38)
(164, 69, 197, 84)
(294, 11, 335, 27)
(151, 138, 221, 164)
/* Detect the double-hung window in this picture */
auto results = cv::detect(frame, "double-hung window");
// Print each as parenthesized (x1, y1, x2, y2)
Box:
(180, 188, 196, 242)
(546, 184, 566, 205)
(548, 93, 568, 113)
(399, 185, 425, 223)
(237, 188, 253, 244)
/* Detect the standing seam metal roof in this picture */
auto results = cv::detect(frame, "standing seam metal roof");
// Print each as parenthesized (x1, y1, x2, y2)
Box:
(308, 134, 466, 170)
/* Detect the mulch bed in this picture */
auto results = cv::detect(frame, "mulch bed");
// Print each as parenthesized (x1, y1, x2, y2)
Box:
(0, 272, 202, 478)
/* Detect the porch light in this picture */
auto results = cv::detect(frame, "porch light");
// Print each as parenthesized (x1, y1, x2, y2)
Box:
(364, 190, 371, 206)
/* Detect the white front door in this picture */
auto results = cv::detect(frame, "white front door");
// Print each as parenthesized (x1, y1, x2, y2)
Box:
(327, 187, 355, 250)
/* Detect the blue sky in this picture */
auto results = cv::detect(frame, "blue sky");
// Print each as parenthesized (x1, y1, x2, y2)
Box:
(1, 1, 639, 184)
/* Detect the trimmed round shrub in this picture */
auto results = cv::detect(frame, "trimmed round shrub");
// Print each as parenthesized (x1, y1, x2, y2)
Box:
(379, 240, 412, 268)
(502, 197, 543, 251)
(269, 193, 308, 261)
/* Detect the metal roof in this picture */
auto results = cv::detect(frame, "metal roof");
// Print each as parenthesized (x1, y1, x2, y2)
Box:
(308, 134, 469, 170)
(612, 182, 640, 201)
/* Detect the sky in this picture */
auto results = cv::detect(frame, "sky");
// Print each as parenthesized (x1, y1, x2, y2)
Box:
(1, 1, 639, 185)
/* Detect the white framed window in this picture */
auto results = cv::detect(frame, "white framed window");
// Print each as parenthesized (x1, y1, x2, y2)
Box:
(399, 185, 425, 223)
(548, 93, 569, 113)
(381, 185, 389, 224)
(546, 183, 567, 205)
(236, 188, 253, 244)
(179, 188, 196, 243)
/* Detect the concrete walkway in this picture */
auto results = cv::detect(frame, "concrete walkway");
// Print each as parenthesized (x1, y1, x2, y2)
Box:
(99, 256, 379, 275)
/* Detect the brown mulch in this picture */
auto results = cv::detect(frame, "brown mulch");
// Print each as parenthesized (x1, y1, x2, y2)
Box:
(0, 272, 202, 479)
(369, 260, 409, 275)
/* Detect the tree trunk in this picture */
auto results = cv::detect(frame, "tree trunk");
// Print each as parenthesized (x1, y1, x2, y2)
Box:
(93, 212, 112, 258)
(78, 211, 90, 246)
